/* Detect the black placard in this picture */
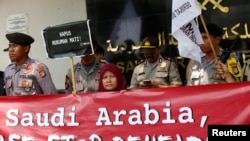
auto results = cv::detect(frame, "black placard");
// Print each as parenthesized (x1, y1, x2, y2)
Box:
(42, 20, 93, 59)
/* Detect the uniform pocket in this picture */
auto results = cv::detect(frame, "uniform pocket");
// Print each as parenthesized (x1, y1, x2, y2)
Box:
(18, 79, 33, 93)
(155, 71, 168, 78)
(76, 80, 84, 91)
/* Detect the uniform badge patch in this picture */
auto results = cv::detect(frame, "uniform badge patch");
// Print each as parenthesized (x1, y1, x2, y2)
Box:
(6, 80, 12, 88)
(24, 63, 33, 74)
(22, 80, 31, 92)
(160, 62, 167, 68)
(36, 65, 46, 78)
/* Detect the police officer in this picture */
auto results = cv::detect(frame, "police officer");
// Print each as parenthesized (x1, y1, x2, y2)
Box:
(65, 40, 107, 94)
(186, 23, 235, 85)
(4, 32, 57, 96)
(130, 36, 182, 89)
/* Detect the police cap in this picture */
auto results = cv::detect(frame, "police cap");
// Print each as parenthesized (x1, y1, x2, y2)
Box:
(6, 32, 34, 46)
(140, 36, 159, 53)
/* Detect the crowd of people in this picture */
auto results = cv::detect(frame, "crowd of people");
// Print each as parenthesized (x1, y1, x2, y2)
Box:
(0, 22, 238, 96)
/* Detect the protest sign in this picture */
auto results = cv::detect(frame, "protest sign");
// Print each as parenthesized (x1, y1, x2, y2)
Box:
(42, 20, 93, 59)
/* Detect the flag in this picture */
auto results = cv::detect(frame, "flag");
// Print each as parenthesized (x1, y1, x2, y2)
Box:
(171, 0, 203, 62)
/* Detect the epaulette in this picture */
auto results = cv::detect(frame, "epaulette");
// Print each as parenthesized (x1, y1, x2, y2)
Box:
(163, 57, 173, 61)
(7, 63, 14, 67)
(164, 57, 176, 63)
(100, 59, 108, 64)
(74, 62, 80, 67)
(136, 59, 145, 65)
(73, 62, 81, 71)
(30, 58, 39, 63)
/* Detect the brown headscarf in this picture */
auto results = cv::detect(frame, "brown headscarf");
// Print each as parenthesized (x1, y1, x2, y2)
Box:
(99, 63, 126, 92)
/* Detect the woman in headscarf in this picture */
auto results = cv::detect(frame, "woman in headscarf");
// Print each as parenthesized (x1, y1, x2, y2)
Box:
(99, 63, 126, 92)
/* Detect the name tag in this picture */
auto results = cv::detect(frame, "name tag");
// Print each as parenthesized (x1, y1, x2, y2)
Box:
(191, 72, 200, 79)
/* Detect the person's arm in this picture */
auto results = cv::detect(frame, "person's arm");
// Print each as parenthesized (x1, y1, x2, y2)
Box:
(35, 64, 57, 94)
(186, 59, 194, 81)
(167, 61, 182, 86)
(65, 68, 74, 94)
(216, 61, 235, 83)
(129, 67, 140, 89)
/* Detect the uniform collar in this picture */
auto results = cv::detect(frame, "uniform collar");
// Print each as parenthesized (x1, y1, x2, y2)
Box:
(144, 55, 163, 68)
(12, 57, 31, 69)
(201, 48, 223, 63)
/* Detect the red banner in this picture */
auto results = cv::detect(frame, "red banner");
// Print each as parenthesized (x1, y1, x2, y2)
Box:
(0, 82, 249, 141)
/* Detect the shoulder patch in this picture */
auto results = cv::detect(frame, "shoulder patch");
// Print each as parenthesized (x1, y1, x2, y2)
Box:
(163, 57, 174, 61)
(100, 59, 108, 64)
(36, 64, 47, 78)
(23, 63, 33, 74)
(136, 59, 145, 65)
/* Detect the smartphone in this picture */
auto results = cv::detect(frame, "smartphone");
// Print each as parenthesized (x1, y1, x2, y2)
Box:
(143, 80, 152, 86)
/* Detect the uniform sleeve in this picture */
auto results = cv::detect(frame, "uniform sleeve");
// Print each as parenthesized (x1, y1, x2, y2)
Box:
(129, 66, 139, 89)
(65, 68, 73, 94)
(186, 59, 194, 83)
(35, 64, 57, 94)
(168, 61, 182, 85)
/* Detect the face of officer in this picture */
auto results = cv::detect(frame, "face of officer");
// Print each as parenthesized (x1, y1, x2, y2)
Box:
(199, 33, 221, 54)
(142, 47, 161, 63)
(102, 70, 118, 91)
(81, 54, 96, 65)
(8, 43, 29, 65)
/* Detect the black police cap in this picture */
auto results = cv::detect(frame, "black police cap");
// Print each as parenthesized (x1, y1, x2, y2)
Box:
(6, 32, 34, 46)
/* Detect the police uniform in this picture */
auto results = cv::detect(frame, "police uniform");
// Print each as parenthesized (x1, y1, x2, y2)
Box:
(187, 48, 228, 86)
(130, 36, 182, 88)
(4, 58, 57, 95)
(4, 32, 57, 96)
(65, 59, 107, 93)
(186, 46, 238, 85)
(187, 55, 226, 85)
(130, 55, 182, 88)
(188, 60, 238, 85)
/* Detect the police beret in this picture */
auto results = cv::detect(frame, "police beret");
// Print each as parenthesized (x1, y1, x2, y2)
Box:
(199, 23, 223, 37)
(6, 32, 34, 46)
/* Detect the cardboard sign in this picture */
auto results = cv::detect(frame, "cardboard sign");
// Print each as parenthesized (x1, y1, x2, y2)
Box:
(42, 20, 93, 59)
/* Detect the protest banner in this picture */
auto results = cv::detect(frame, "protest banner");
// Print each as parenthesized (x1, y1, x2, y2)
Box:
(0, 82, 249, 140)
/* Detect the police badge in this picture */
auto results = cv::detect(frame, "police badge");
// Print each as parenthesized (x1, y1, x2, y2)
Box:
(22, 80, 31, 92)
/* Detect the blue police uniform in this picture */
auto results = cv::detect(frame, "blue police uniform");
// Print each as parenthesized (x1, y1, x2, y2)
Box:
(4, 58, 57, 95)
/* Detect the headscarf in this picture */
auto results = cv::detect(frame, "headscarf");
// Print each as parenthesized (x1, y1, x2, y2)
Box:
(99, 63, 126, 92)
